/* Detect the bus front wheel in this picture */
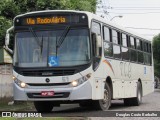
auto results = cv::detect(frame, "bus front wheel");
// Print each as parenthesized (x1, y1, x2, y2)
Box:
(94, 83, 111, 111)
(34, 101, 53, 112)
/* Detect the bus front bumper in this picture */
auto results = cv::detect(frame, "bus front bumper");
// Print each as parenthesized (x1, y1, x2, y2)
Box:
(13, 80, 92, 101)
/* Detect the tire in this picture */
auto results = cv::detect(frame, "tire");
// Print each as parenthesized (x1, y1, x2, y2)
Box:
(94, 83, 111, 111)
(34, 101, 54, 113)
(124, 81, 142, 106)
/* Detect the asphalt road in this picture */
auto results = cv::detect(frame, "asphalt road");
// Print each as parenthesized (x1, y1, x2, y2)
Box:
(41, 89, 160, 119)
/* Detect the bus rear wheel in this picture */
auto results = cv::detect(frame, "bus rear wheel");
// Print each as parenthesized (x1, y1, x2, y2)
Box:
(124, 81, 142, 106)
(94, 83, 111, 111)
(34, 101, 53, 113)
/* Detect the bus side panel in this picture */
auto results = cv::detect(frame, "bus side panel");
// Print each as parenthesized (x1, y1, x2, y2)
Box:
(92, 60, 105, 100)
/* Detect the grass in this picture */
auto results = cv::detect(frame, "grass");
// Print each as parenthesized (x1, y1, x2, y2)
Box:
(0, 101, 34, 111)
(0, 102, 89, 120)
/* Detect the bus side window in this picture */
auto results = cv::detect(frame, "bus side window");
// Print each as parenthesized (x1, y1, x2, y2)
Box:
(112, 30, 121, 59)
(91, 21, 102, 70)
(103, 26, 110, 42)
(130, 37, 135, 49)
(148, 43, 152, 65)
(103, 26, 113, 57)
(138, 40, 144, 63)
(130, 36, 137, 62)
(92, 22, 101, 35)
(121, 33, 129, 60)
(112, 30, 118, 44)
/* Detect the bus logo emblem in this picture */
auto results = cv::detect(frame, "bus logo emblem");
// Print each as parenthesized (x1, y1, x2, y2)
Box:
(45, 78, 50, 83)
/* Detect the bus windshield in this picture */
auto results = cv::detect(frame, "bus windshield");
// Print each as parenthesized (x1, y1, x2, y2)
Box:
(14, 28, 90, 67)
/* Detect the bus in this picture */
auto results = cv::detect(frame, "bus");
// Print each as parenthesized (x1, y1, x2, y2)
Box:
(5, 10, 154, 112)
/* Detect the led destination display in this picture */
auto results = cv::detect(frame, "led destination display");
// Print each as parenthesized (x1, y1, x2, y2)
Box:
(14, 13, 88, 26)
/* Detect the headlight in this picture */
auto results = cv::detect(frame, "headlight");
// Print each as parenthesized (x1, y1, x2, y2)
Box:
(71, 73, 91, 87)
(13, 76, 26, 88)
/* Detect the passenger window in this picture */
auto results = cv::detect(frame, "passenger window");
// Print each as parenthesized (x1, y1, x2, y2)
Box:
(136, 39, 141, 50)
(113, 45, 121, 58)
(130, 37, 135, 48)
(112, 30, 118, 44)
(144, 53, 151, 65)
(148, 44, 151, 53)
(103, 27, 110, 41)
(138, 51, 144, 63)
(122, 34, 127, 47)
(130, 49, 137, 62)
(143, 42, 148, 52)
(104, 42, 113, 57)
(122, 47, 129, 60)
(91, 22, 101, 35)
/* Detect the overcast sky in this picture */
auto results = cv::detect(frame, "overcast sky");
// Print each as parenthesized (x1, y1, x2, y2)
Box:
(96, 0, 160, 40)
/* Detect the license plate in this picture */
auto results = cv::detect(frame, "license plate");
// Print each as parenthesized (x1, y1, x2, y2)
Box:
(41, 91, 54, 96)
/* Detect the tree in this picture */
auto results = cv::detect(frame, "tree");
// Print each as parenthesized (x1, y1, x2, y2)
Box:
(152, 34, 160, 78)
(0, 0, 97, 48)
(0, 16, 11, 47)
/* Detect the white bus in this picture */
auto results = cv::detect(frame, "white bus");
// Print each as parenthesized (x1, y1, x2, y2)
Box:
(5, 10, 154, 112)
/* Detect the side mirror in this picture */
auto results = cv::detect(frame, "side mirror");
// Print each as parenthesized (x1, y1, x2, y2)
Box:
(91, 33, 96, 56)
(4, 26, 14, 55)
(91, 33, 102, 57)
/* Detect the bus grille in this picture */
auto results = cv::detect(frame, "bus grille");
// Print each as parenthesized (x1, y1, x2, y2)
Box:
(20, 70, 75, 76)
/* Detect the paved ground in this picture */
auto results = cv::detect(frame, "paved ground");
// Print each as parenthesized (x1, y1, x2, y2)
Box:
(40, 89, 160, 120)
(1, 89, 159, 119)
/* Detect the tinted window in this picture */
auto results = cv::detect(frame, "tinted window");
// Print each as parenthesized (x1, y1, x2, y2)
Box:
(122, 47, 129, 60)
(112, 30, 118, 44)
(144, 53, 151, 65)
(138, 51, 144, 63)
(148, 44, 151, 53)
(113, 45, 121, 58)
(143, 42, 148, 52)
(92, 22, 101, 35)
(130, 49, 137, 62)
(104, 42, 113, 57)
(136, 39, 141, 50)
(130, 37, 135, 48)
(103, 27, 110, 41)
(122, 34, 127, 47)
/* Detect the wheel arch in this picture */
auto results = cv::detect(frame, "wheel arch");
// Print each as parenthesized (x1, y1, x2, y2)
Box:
(105, 76, 113, 99)
(138, 78, 143, 96)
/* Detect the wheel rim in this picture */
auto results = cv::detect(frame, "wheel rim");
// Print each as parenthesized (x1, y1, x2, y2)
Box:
(100, 89, 110, 109)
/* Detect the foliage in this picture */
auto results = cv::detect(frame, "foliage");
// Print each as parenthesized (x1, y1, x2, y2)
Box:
(0, 16, 11, 47)
(152, 34, 160, 78)
(0, 0, 97, 48)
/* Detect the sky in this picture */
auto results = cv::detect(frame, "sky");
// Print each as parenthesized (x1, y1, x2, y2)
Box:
(96, 0, 160, 40)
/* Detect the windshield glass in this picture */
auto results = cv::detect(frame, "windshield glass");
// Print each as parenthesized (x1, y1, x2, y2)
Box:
(14, 28, 90, 67)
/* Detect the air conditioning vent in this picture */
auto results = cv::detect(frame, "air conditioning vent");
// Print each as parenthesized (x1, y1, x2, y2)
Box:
(20, 69, 75, 76)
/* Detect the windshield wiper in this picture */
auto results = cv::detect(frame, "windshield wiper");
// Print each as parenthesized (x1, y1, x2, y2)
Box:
(29, 27, 41, 45)
(40, 35, 43, 55)
(56, 26, 70, 48)
(29, 27, 43, 56)
(55, 26, 70, 58)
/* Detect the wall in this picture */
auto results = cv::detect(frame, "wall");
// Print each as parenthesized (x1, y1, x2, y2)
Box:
(0, 64, 13, 101)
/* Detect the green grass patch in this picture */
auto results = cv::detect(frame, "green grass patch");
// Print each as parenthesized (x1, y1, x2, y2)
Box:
(0, 102, 34, 111)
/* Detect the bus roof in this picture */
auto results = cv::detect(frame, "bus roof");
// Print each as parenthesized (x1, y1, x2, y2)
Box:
(14, 10, 151, 42)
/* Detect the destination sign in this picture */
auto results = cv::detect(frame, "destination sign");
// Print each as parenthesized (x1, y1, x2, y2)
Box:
(14, 13, 88, 26)
(26, 16, 66, 25)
